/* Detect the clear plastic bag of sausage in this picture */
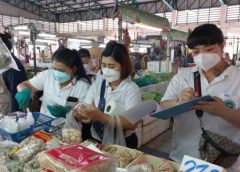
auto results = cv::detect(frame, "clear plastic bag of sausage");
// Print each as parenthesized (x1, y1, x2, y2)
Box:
(0, 37, 19, 74)
(62, 112, 82, 144)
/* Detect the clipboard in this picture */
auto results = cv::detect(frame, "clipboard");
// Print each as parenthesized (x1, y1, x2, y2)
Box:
(150, 95, 214, 120)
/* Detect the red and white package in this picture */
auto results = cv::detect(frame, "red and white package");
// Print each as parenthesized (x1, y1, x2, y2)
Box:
(38, 144, 116, 172)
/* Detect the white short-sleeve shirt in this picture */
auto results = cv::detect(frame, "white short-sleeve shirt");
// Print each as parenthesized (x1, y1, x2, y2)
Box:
(162, 66, 240, 171)
(29, 69, 90, 117)
(84, 77, 142, 139)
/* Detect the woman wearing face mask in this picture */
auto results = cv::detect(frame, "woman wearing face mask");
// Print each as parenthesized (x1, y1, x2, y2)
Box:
(158, 24, 240, 171)
(74, 41, 141, 148)
(15, 48, 91, 118)
(78, 48, 92, 74)
(78, 48, 96, 82)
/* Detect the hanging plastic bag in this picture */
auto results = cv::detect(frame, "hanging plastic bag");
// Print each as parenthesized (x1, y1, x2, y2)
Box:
(62, 112, 82, 144)
(101, 101, 126, 146)
(102, 115, 126, 147)
(0, 37, 19, 74)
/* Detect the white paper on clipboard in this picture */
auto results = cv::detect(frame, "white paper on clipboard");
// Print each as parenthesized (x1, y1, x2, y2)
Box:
(150, 95, 214, 120)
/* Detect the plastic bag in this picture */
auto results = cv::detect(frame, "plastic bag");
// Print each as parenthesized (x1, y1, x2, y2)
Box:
(0, 140, 18, 153)
(23, 154, 41, 172)
(100, 145, 143, 168)
(0, 160, 24, 172)
(102, 115, 126, 147)
(120, 100, 158, 124)
(0, 37, 19, 74)
(127, 163, 155, 172)
(73, 102, 91, 123)
(14, 137, 45, 162)
(62, 112, 82, 144)
(38, 144, 116, 172)
(95, 101, 125, 146)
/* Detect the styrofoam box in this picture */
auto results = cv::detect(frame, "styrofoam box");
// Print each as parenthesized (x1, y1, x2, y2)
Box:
(135, 126, 143, 148)
(142, 119, 170, 145)
(142, 115, 157, 125)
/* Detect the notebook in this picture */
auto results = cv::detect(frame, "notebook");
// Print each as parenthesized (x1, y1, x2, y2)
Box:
(150, 95, 214, 120)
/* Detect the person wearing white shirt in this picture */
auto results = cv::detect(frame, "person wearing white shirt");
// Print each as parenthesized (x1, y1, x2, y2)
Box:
(78, 48, 96, 82)
(74, 41, 141, 148)
(15, 48, 91, 118)
(160, 24, 240, 172)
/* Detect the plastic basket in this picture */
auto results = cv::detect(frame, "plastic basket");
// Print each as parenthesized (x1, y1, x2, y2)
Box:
(0, 112, 54, 142)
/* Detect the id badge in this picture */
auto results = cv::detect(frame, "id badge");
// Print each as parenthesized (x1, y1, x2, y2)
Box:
(219, 93, 240, 109)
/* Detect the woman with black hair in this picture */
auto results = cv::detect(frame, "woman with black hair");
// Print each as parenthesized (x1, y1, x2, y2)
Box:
(74, 41, 142, 148)
(158, 24, 240, 171)
(15, 48, 90, 118)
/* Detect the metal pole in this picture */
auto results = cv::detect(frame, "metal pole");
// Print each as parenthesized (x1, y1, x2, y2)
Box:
(118, 17, 123, 43)
(166, 31, 171, 73)
(236, 38, 239, 56)
(30, 24, 38, 75)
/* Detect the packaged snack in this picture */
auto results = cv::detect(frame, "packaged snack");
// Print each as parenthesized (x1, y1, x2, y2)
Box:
(128, 155, 175, 172)
(24, 154, 41, 172)
(32, 130, 53, 143)
(38, 144, 116, 172)
(100, 145, 143, 168)
(14, 137, 45, 162)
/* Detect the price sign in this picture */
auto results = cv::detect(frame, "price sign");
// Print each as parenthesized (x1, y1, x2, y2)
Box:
(178, 155, 227, 172)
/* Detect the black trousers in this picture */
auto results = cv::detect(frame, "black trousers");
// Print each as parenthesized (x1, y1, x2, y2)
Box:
(82, 122, 92, 141)
(125, 133, 138, 149)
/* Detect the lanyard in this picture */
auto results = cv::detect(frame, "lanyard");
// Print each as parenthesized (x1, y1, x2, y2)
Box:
(98, 80, 106, 112)
(194, 71, 204, 121)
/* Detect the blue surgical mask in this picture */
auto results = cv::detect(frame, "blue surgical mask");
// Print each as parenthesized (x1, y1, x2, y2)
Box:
(53, 70, 71, 83)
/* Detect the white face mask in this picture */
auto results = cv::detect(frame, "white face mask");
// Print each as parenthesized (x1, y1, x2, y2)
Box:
(84, 64, 90, 71)
(193, 52, 221, 71)
(102, 68, 121, 83)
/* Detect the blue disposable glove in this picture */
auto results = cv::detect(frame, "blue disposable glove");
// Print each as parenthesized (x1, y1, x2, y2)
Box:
(15, 87, 31, 109)
(47, 105, 70, 118)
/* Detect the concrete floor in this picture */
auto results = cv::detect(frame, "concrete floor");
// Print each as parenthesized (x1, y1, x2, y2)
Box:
(139, 128, 172, 159)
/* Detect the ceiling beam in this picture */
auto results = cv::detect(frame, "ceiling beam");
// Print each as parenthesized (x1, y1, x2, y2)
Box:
(218, 0, 225, 5)
(0, 0, 57, 22)
(58, 1, 162, 22)
(162, 0, 174, 11)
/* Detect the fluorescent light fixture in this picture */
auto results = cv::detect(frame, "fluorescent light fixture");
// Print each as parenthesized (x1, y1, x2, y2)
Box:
(36, 39, 57, 44)
(78, 21, 87, 25)
(134, 23, 162, 32)
(18, 31, 30, 36)
(38, 33, 56, 38)
(139, 44, 152, 48)
(13, 25, 28, 30)
(80, 39, 92, 43)
(68, 38, 92, 43)
(81, 46, 92, 48)
(99, 44, 106, 48)
(14, 37, 17, 42)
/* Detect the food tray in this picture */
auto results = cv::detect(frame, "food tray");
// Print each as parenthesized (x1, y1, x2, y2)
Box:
(0, 112, 54, 142)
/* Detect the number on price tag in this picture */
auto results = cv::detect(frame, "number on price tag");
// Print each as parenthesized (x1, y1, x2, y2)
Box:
(178, 155, 227, 172)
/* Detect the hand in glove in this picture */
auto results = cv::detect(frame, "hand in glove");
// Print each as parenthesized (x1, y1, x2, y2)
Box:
(47, 105, 70, 118)
(15, 87, 31, 109)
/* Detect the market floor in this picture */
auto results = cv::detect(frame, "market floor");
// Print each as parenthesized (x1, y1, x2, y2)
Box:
(139, 128, 172, 159)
